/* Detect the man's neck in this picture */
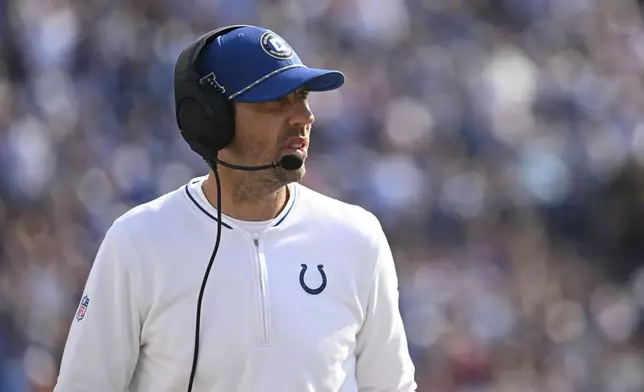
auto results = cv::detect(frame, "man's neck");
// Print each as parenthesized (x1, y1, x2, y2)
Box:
(201, 170, 289, 222)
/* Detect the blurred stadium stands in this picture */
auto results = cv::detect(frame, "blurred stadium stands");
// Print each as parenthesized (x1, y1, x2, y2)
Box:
(2, 0, 644, 390)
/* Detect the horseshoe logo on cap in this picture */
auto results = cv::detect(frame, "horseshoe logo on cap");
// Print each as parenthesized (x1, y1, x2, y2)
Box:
(299, 264, 327, 295)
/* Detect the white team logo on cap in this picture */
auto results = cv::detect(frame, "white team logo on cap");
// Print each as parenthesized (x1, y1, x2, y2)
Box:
(260, 31, 293, 59)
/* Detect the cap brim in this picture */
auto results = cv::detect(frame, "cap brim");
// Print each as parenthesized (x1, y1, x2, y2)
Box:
(233, 66, 344, 103)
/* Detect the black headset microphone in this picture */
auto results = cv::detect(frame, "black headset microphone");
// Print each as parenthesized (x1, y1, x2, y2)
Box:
(215, 153, 304, 172)
(173, 25, 302, 392)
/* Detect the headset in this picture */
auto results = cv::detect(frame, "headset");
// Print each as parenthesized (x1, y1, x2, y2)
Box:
(173, 25, 303, 392)
(174, 24, 246, 160)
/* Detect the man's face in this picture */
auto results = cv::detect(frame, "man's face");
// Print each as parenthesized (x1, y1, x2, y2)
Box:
(225, 88, 314, 186)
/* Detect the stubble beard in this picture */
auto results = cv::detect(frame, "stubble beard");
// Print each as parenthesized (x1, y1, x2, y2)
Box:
(231, 164, 305, 205)
(226, 127, 307, 204)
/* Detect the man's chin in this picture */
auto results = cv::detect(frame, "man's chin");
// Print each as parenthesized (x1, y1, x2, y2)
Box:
(275, 164, 305, 185)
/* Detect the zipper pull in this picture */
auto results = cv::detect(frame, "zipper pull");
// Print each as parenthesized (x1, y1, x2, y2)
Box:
(253, 235, 260, 247)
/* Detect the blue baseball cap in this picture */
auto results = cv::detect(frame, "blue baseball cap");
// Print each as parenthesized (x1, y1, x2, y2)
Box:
(197, 26, 345, 103)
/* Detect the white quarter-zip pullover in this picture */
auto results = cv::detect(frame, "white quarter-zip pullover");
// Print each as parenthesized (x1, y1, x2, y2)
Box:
(53, 176, 417, 392)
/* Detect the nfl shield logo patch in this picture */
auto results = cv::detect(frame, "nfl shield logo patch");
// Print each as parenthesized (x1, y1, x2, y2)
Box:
(76, 295, 90, 321)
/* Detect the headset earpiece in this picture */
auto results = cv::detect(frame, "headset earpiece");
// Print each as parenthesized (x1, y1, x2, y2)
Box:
(175, 70, 233, 160)
(174, 25, 250, 159)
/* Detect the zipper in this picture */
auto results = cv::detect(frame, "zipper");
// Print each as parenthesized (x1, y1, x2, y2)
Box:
(252, 234, 271, 345)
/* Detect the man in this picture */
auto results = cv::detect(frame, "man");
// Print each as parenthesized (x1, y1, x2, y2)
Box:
(53, 25, 417, 392)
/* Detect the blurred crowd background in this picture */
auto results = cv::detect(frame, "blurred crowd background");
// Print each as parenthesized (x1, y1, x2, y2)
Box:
(2, 0, 644, 391)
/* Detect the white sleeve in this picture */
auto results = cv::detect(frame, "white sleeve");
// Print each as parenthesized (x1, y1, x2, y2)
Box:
(54, 223, 142, 392)
(355, 222, 417, 392)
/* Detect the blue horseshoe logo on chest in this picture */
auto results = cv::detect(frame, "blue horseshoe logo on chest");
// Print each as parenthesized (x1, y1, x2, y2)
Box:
(299, 264, 327, 295)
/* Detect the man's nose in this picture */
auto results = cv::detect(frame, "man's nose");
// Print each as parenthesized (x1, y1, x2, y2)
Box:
(289, 101, 315, 127)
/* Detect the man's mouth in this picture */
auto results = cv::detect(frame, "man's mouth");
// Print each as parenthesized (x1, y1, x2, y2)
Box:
(283, 138, 308, 155)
